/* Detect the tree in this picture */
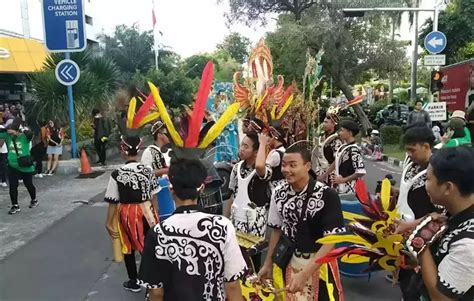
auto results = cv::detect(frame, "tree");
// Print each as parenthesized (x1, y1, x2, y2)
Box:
(265, 11, 407, 132)
(216, 32, 251, 64)
(182, 54, 219, 79)
(98, 24, 154, 76)
(419, 0, 474, 64)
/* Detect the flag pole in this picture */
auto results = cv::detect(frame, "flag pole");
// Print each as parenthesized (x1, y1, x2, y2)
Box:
(152, 0, 158, 70)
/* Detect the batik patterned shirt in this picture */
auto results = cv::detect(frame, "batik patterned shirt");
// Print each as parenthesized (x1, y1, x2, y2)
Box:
(138, 205, 247, 301)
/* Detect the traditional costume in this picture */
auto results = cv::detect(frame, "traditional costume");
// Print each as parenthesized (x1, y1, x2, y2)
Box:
(141, 121, 171, 172)
(135, 61, 248, 299)
(268, 180, 345, 300)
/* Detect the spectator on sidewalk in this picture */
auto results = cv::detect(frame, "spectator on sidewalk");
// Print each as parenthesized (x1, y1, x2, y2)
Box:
(439, 110, 471, 148)
(31, 121, 48, 178)
(0, 117, 38, 215)
(0, 123, 8, 187)
(92, 108, 111, 166)
(407, 100, 431, 128)
(45, 120, 64, 175)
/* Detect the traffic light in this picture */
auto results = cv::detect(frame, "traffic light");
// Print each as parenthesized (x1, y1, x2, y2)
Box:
(431, 70, 443, 93)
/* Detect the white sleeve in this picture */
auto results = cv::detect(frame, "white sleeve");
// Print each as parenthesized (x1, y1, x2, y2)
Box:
(104, 175, 120, 204)
(141, 148, 153, 169)
(267, 189, 283, 229)
(266, 150, 281, 167)
(223, 221, 247, 282)
(437, 238, 474, 299)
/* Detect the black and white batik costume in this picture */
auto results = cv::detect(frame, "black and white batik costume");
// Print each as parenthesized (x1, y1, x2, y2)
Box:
(424, 205, 474, 300)
(335, 141, 366, 194)
(138, 205, 247, 301)
(259, 146, 286, 191)
(141, 144, 170, 171)
(229, 161, 268, 237)
(104, 161, 159, 254)
(268, 181, 345, 300)
(315, 133, 343, 187)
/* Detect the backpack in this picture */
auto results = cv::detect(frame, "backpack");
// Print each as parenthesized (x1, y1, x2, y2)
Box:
(247, 150, 284, 207)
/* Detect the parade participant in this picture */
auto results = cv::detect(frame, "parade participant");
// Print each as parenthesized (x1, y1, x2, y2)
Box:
(419, 147, 474, 300)
(333, 119, 366, 194)
(255, 125, 287, 190)
(0, 117, 38, 214)
(141, 121, 171, 176)
(104, 135, 159, 293)
(258, 144, 344, 300)
(397, 126, 442, 301)
(316, 113, 343, 187)
(138, 159, 247, 301)
(226, 133, 268, 238)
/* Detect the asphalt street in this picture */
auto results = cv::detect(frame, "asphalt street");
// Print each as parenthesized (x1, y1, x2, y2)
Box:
(0, 159, 403, 301)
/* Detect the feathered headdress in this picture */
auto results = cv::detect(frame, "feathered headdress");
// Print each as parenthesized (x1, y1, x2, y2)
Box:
(148, 61, 240, 161)
(233, 39, 295, 132)
(126, 90, 161, 130)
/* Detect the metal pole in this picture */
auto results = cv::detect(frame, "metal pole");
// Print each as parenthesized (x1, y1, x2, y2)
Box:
(433, 4, 439, 31)
(410, 0, 420, 103)
(65, 52, 78, 158)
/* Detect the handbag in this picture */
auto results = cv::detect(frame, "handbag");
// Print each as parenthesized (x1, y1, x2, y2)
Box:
(12, 136, 34, 168)
(272, 177, 316, 270)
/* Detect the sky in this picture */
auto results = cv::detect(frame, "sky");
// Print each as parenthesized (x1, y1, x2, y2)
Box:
(0, 0, 439, 58)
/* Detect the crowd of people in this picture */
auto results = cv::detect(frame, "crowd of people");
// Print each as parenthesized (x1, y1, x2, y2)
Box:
(102, 103, 473, 301)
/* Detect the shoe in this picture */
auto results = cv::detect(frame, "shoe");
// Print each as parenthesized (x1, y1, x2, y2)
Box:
(385, 274, 399, 285)
(122, 280, 141, 293)
(8, 205, 21, 215)
(46, 171, 54, 176)
(19, 179, 23, 183)
(29, 199, 39, 208)
(34, 174, 44, 178)
(0, 182, 7, 188)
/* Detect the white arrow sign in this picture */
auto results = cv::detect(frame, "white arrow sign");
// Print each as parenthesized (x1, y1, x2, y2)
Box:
(428, 37, 444, 48)
(60, 65, 74, 80)
(55, 59, 80, 86)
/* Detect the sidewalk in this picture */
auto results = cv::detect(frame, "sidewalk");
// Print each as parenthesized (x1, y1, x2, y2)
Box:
(0, 156, 123, 261)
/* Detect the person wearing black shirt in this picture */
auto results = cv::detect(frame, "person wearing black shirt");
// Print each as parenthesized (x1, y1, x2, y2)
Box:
(397, 126, 442, 301)
(258, 144, 344, 300)
(104, 136, 159, 293)
(92, 109, 111, 165)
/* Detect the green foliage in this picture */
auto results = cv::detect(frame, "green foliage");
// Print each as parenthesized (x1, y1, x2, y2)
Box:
(419, 0, 474, 64)
(98, 24, 154, 76)
(183, 54, 218, 79)
(381, 125, 403, 145)
(216, 32, 251, 64)
(132, 69, 198, 108)
(368, 100, 388, 122)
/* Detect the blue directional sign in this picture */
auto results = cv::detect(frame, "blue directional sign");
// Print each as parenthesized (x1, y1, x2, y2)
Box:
(424, 31, 447, 54)
(42, 0, 86, 52)
(55, 59, 80, 86)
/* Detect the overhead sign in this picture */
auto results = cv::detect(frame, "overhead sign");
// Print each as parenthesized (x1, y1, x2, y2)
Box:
(42, 0, 86, 52)
(424, 31, 447, 54)
(424, 102, 447, 121)
(424, 54, 446, 66)
(55, 59, 80, 86)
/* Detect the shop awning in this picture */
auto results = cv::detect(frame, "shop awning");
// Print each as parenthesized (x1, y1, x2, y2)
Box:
(0, 37, 49, 73)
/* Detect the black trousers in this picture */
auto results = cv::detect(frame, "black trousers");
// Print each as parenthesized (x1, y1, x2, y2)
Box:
(94, 139, 107, 164)
(8, 167, 36, 206)
(31, 143, 45, 174)
(123, 218, 150, 281)
(399, 268, 422, 301)
(0, 153, 7, 182)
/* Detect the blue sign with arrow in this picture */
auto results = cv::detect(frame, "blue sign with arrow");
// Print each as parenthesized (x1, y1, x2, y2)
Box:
(424, 31, 447, 54)
(42, 0, 86, 52)
(55, 59, 80, 86)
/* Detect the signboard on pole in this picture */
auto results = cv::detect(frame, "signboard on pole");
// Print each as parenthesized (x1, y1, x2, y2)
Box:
(424, 31, 447, 54)
(42, 0, 86, 52)
(55, 59, 80, 86)
(424, 54, 446, 66)
(424, 102, 447, 121)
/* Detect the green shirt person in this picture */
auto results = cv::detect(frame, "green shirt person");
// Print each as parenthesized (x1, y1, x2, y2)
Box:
(0, 118, 38, 215)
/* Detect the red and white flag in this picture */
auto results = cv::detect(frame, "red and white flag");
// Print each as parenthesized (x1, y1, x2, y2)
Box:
(152, 7, 156, 28)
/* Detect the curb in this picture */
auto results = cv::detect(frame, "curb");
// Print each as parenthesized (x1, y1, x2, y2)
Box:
(381, 155, 404, 168)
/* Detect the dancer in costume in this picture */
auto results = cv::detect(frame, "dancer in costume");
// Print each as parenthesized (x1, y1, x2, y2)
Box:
(333, 119, 366, 194)
(138, 159, 247, 301)
(258, 144, 345, 300)
(141, 121, 171, 176)
(104, 136, 159, 293)
(315, 112, 343, 187)
(227, 133, 268, 238)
